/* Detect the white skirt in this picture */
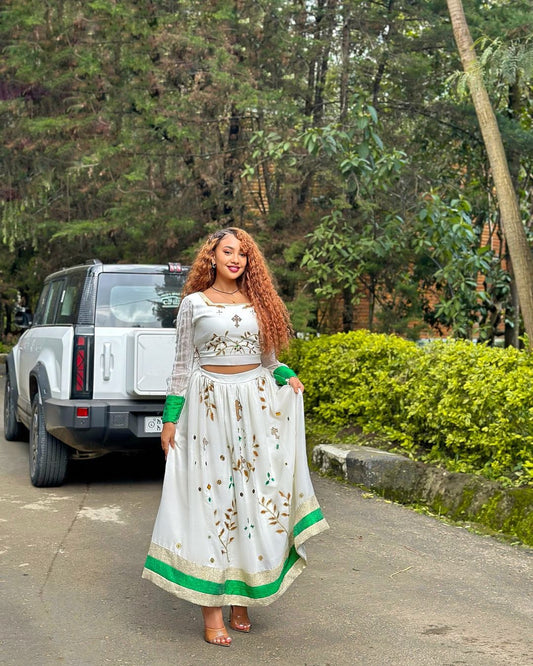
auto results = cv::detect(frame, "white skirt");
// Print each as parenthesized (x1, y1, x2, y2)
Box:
(142, 366, 328, 607)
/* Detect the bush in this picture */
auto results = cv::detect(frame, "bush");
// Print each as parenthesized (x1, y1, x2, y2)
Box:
(283, 332, 533, 486)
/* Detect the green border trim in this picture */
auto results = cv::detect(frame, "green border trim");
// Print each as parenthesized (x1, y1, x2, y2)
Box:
(144, 508, 326, 600)
(293, 508, 324, 538)
(145, 546, 299, 600)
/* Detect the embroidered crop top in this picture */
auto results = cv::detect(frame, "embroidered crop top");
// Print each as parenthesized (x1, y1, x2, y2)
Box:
(167, 291, 284, 396)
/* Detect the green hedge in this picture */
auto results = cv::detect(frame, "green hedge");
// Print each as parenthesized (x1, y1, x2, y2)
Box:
(283, 331, 533, 486)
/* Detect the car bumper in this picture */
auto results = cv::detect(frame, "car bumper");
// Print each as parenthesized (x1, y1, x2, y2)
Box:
(43, 398, 165, 453)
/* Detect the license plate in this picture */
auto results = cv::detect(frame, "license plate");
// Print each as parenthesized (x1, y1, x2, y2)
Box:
(144, 416, 163, 434)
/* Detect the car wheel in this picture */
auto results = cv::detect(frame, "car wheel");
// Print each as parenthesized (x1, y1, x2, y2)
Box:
(29, 394, 68, 487)
(4, 374, 25, 441)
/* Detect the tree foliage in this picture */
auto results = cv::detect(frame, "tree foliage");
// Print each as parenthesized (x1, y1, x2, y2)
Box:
(1, 0, 532, 342)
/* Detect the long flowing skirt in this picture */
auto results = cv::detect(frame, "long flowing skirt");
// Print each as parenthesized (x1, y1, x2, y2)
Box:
(142, 366, 328, 607)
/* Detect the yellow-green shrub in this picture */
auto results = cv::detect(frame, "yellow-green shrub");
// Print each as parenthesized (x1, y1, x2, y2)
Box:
(403, 340, 533, 483)
(284, 332, 533, 485)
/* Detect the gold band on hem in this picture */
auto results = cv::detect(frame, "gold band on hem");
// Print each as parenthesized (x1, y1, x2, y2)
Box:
(141, 557, 307, 608)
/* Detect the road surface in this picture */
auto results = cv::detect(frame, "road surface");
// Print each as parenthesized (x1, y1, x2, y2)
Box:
(1, 381, 531, 665)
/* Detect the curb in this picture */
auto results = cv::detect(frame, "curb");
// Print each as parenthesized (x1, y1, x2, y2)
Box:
(312, 444, 533, 546)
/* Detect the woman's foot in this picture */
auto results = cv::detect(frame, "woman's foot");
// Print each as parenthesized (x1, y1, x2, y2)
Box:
(229, 605, 251, 633)
(202, 606, 232, 646)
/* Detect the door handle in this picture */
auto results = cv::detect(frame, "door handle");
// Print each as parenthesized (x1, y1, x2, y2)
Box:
(102, 342, 112, 380)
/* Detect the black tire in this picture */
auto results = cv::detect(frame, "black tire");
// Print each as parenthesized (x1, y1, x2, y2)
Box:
(4, 374, 25, 441)
(29, 394, 68, 487)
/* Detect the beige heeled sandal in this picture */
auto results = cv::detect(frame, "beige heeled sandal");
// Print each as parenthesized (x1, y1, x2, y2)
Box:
(204, 625, 232, 646)
(229, 605, 251, 633)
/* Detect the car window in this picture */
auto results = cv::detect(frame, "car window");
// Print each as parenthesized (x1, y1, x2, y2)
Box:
(55, 273, 85, 325)
(32, 283, 51, 326)
(95, 272, 187, 328)
(41, 280, 65, 325)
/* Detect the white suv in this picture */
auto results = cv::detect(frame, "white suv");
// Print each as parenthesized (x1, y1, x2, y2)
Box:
(4, 260, 189, 486)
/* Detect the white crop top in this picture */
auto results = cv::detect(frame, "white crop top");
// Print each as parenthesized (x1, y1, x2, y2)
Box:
(167, 292, 284, 396)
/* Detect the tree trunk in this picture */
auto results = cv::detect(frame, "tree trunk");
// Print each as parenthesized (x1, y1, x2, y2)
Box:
(339, 4, 351, 123)
(342, 286, 353, 332)
(222, 106, 241, 220)
(368, 282, 376, 332)
(446, 0, 533, 348)
(504, 257, 520, 349)
(504, 81, 522, 347)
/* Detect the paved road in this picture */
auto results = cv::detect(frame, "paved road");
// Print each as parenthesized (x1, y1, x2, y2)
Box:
(1, 387, 532, 665)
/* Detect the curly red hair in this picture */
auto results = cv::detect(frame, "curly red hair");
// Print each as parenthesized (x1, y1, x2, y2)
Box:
(183, 227, 293, 354)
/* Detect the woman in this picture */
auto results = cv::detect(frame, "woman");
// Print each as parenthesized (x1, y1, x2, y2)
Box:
(142, 227, 328, 646)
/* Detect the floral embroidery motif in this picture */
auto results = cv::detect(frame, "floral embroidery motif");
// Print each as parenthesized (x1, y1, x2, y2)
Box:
(234, 455, 255, 481)
(244, 518, 255, 539)
(230, 433, 259, 481)
(235, 399, 243, 421)
(259, 491, 291, 534)
(205, 330, 259, 356)
(258, 376, 267, 410)
(251, 434, 260, 458)
(200, 380, 216, 420)
(214, 500, 238, 561)
(271, 426, 280, 449)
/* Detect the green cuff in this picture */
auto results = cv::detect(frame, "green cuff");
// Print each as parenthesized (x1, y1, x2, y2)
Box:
(273, 365, 297, 386)
(162, 395, 185, 423)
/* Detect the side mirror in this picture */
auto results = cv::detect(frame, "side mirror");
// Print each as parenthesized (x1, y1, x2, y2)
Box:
(14, 310, 33, 329)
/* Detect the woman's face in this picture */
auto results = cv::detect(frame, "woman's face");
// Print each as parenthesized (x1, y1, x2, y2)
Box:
(212, 234, 247, 281)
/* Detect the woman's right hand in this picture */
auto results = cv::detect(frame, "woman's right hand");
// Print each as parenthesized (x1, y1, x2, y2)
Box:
(161, 422, 177, 458)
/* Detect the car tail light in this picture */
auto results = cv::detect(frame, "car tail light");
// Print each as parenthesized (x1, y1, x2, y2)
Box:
(75, 336, 87, 391)
(71, 332, 93, 399)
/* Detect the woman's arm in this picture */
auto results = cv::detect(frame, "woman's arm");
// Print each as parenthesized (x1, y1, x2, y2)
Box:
(161, 297, 195, 456)
(261, 350, 304, 393)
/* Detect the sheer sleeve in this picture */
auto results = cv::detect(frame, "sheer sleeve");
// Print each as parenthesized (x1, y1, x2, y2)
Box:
(167, 296, 196, 397)
(260, 350, 284, 373)
(261, 350, 298, 385)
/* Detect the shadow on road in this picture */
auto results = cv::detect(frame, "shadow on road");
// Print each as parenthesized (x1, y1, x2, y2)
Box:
(65, 450, 165, 486)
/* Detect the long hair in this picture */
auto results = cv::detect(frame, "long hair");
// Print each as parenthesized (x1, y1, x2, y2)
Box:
(183, 227, 293, 354)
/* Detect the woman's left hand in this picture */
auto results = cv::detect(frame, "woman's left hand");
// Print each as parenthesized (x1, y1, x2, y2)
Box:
(287, 376, 304, 393)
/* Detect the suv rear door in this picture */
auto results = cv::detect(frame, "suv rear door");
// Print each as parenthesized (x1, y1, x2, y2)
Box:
(92, 270, 186, 401)
(16, 277, 73, 416)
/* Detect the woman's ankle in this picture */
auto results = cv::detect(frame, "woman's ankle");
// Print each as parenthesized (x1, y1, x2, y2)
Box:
(202, 606, 224, 628)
